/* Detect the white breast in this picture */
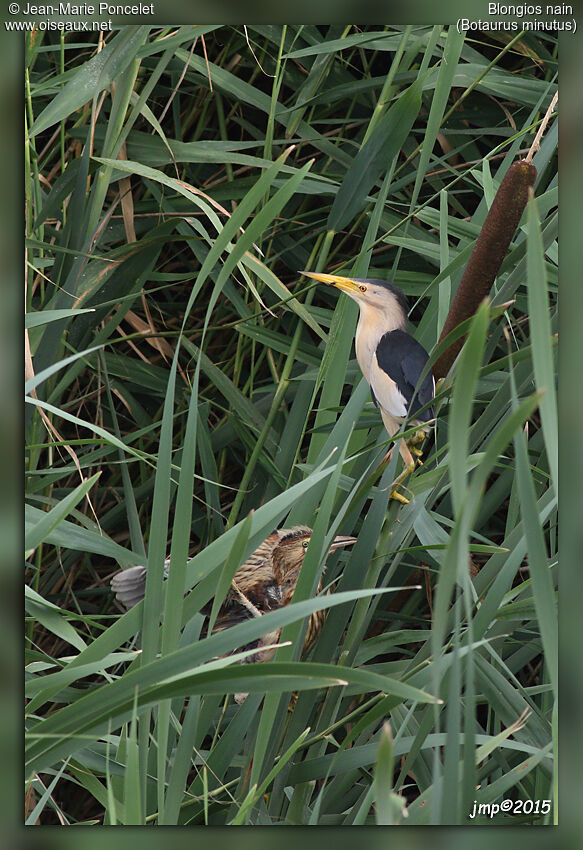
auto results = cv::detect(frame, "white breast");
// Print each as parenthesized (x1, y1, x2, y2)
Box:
(354, 300, 410, 437)
(354, 305, 383, 382)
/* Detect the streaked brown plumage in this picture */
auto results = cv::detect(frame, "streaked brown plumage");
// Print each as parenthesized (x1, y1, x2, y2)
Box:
(111, 526, 356, 665)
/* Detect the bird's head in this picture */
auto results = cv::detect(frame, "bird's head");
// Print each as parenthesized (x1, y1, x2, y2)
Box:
(272, 526, 357, 596)
(300, 271, 408, 330)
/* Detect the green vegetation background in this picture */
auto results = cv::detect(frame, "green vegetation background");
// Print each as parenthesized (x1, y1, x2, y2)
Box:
(22, 23, 560, 827)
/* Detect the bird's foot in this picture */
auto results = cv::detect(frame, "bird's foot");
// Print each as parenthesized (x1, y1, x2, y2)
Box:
(412, 428, 426, 445)
(407, 430, 426, 465)
(389, 488, 410, 505)
(411, 449, 424, 467)
(407, 430, 425, 450)
(389, 460, 416, 504)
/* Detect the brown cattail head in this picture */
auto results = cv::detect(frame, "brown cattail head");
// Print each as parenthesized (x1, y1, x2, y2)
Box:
(433, 159, 537, 379)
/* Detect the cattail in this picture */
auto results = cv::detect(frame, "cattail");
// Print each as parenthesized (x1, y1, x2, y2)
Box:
(433, 159, 537, 379)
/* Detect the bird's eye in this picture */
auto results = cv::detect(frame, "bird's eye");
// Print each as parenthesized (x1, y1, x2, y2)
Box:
(302, 540, 309, 549)
(358, 284, 367, 292)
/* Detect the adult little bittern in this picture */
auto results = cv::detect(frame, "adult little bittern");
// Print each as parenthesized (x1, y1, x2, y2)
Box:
(301, 272, 435, 502)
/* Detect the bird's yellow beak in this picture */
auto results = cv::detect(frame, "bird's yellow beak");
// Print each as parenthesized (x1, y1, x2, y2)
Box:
(300, 270, 361, 296)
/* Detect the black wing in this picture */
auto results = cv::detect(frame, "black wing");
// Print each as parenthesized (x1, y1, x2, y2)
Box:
(375, 329, 434, 422)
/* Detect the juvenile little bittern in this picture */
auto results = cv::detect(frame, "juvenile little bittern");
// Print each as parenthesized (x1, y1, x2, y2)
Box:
(301, 272, 435, 502)
(111, 526, 356, 663)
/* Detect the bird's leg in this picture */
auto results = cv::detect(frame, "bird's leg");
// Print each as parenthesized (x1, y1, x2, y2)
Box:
(388, 439, 416, 504)
(374, 442, 414, 503)
(407, 429, 426, 463)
